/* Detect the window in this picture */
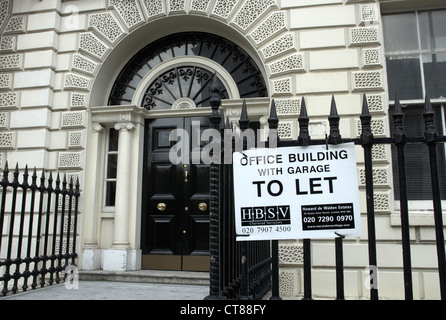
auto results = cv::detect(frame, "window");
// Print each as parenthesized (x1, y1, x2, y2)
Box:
(108, 32, 268, 107)
(104, 128, 119, 207)
(383, 10, 446, 201)
(389, 104, 446, 200)
(383, 10, 446, 100)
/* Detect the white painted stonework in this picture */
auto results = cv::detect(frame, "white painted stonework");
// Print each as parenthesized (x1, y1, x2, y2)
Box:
(102, 249, 141, 272)
(0, 0, 444, 299)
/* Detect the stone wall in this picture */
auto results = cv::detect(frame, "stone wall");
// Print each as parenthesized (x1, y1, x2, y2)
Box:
(0, 0, 444, 299)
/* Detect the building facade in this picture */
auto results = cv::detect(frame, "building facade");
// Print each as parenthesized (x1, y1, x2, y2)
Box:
(0, 0, 445, 299)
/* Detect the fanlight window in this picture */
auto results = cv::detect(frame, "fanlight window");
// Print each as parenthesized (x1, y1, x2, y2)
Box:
(142, 66, 226, 110)
(108, 32, 268, 109)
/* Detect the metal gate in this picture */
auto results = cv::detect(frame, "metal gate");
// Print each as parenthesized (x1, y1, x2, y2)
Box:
(0, 165, 80, 296)
(206, 73, 445, 300)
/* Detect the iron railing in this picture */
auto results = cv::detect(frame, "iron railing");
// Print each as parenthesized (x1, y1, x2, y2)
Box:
(207, 86, 446, 299)
(205, 78, 277, 300)
(0, 164, 80, 296)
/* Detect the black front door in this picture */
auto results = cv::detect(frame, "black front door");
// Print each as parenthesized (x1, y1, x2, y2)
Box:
(141, 116, 210, 271)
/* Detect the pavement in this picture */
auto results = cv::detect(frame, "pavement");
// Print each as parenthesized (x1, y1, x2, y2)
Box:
(0, 270, 211, 300)
(0, 280, 210, 300)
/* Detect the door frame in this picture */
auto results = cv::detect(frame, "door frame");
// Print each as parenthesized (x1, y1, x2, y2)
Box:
(88, 99, 270, 271)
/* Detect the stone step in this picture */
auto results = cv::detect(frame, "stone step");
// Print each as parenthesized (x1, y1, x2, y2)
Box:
(79, 270, 210, 286)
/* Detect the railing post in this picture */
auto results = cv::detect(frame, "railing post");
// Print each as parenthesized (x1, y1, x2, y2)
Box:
(302, 239, 312, 300)
(71, 177, 80, 266)
(360, 94, 379, 300)
(328, 97, 345, 300)
(2, 164, 20, 295)
(268, 99, 282, 301)
(221, 116, 229, 298)
(298, 98, 312, 300)
(2, 164, 19, 295)
(392, 94, 413, 300)
(297, 98, 312, 299)
(12, 166, 29, 294)
(335, 237, 344, 300)
(205, 74, 222, 300)
(31, 169, 46, 290)
(0, 163, 8, 252)
(423, 93, 446, 300)
(23, 167, 37, 291)
(56, 175, 68, 284)
(64, 176, 74, 280)
(239, 99, 250, 300)
(52, 173, 61, 284)
(40, 172, 53, 287)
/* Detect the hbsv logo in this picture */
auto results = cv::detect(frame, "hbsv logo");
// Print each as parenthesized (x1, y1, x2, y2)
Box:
(241, 205, 291, 226)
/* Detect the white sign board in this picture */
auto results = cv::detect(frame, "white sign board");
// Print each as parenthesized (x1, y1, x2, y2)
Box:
(232, 143, 361, 241)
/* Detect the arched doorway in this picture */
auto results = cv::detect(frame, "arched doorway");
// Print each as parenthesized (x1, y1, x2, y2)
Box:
(107, 32, 268, 271)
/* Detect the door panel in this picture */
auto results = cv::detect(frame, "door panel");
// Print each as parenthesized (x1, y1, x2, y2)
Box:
(142, 116, 210, 271)
(150, 216, 175, 253)
(152, 164, 176, 196)
(191, 217, 210, 252)
(184, 117, 210, 258)
(143, 118, 182, 256)
(190, 164, 210, 196)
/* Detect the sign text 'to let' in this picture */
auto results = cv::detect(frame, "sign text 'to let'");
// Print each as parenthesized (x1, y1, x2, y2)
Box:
(233, 143, 361, 241)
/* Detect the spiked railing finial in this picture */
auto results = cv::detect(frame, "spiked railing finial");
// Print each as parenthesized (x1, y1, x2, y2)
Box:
(423, 91, 438, 144)
(328, 95, 342, 145)
(209, 73, 221, 128)
(298, 97, 310, 146)
(360, 93, 373, 146)
(239, 99, 249, 131)
(392, 93, 406, 145)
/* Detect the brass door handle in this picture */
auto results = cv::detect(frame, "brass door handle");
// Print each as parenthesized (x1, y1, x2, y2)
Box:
(157, 203, 166, 211)
(184, 170, 188, 182)
(198, 202, 207, 211)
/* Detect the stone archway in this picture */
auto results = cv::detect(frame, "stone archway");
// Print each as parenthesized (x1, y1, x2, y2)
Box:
(88, 13, 275, 107)
(81, 4, 280, 271)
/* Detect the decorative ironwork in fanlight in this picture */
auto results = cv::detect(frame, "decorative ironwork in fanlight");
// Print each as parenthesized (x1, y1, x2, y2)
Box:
(108, 32, 268, 109)
(142, 66, 226, 110)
